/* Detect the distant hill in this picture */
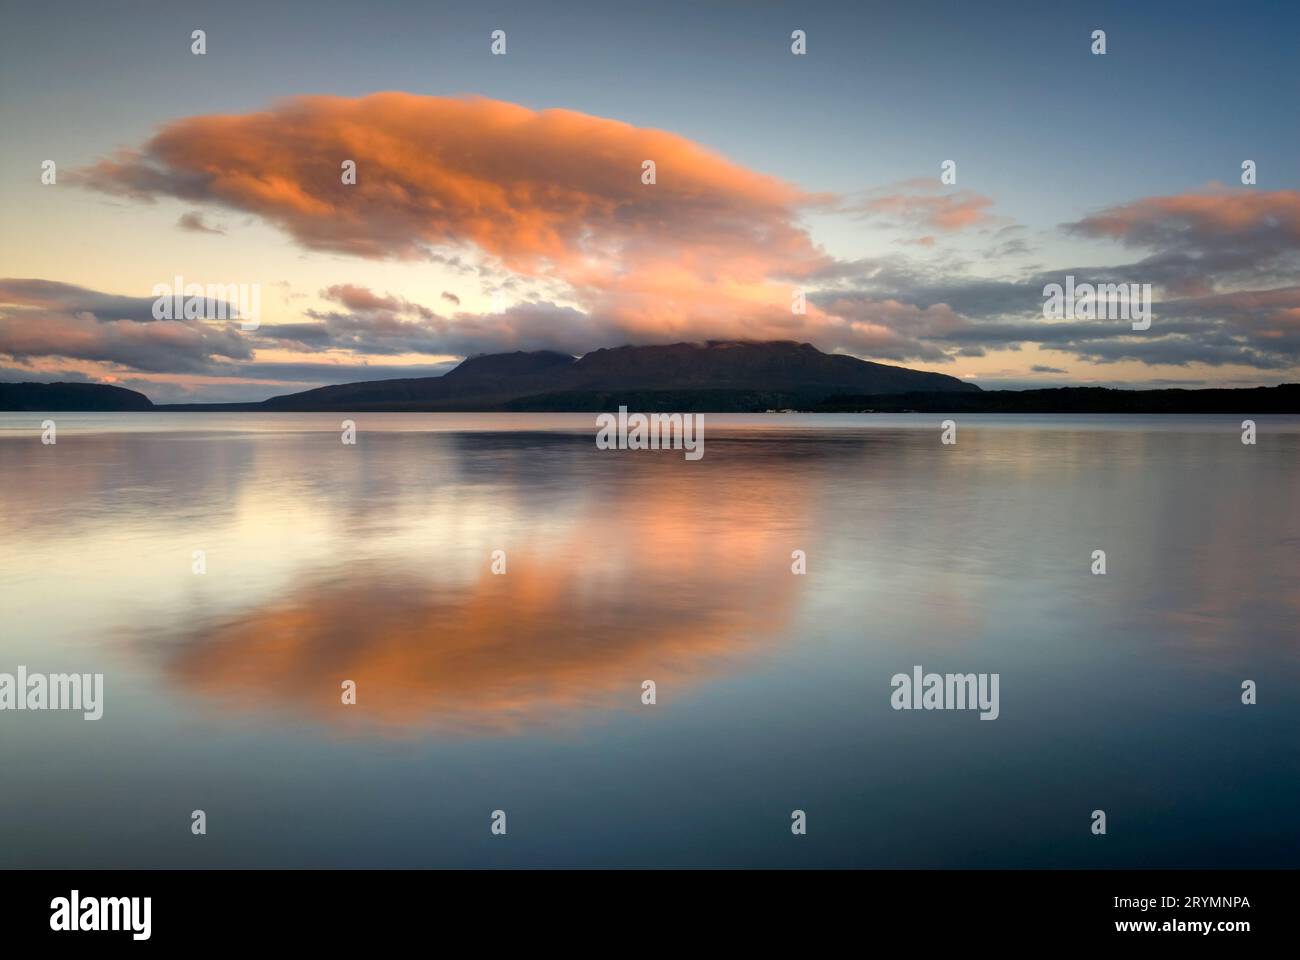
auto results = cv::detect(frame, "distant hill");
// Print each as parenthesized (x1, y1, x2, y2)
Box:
(0, 381, 153, 411)
(260, 340, 980, 411)
(813, 384, 1300, 414)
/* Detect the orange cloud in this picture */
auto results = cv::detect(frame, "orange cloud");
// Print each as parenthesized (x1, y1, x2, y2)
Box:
(1071, 187, 1300, 243)
(75, 93, 829, 274)
(849, 179, 1002, 232)
(80, 94, 969, 354)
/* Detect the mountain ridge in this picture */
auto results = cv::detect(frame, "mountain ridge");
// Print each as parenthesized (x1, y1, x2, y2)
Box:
(259, 339, 980, 411)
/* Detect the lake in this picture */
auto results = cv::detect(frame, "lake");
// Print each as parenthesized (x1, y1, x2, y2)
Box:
(1, 412, 1296, 867)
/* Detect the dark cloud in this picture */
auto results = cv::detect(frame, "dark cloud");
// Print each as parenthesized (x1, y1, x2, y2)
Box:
(252, 322, 333, 349)
(1064, 188, 1300, 296)
(812, 210, 1300, 371)
(0, 365, 95, 384)
(0, 278, 253, 374)
(177, 211, 225, 235)
(0, 278, 178, 323)
(213, 360, 461, 383)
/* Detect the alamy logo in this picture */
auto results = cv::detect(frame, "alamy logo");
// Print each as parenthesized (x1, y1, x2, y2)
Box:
(596, 406, 704, 460)
(0, 666, 103, 719)
(1042, 275, 1151, 331)
(151, 275, 261, 330)
(50, 891, 151, 940)
(890, 665, 1000, 720)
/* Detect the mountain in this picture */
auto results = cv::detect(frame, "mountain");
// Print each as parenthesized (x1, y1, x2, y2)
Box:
(260, 340, 980, 411)
(261, 348, 576, 410)
(565, 341, 976, 394)
(0, 381, 153, 411)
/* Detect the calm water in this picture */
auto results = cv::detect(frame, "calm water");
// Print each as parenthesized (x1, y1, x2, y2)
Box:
(1, 412, 1297, 868)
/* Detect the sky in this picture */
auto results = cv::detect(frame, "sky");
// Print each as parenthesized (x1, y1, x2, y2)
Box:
(1, 0, 1298, 402)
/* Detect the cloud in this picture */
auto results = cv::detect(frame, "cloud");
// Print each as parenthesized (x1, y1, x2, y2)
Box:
(846, 179, 1003, 232)
(440, 291, 461, 306)
(0, 364, 96, 385)
(304, 287, 603, 357)
(1065, 187, 1300, 295)
(73, 91, 829, 273)
(817, 282, 1300, 369)
(982, 225, 1033, 260)
(69, 94, 878, 353)
(295, 278, 967, 361)
(321, 283, 428, 317)
(0, 310, 251, 373)
(814, 197, 1300, 372)
(817, 296, 965, 361)
(0, 278, 253, 373)
(0, 277, 176, 322)
(177, 211, 225, 234)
